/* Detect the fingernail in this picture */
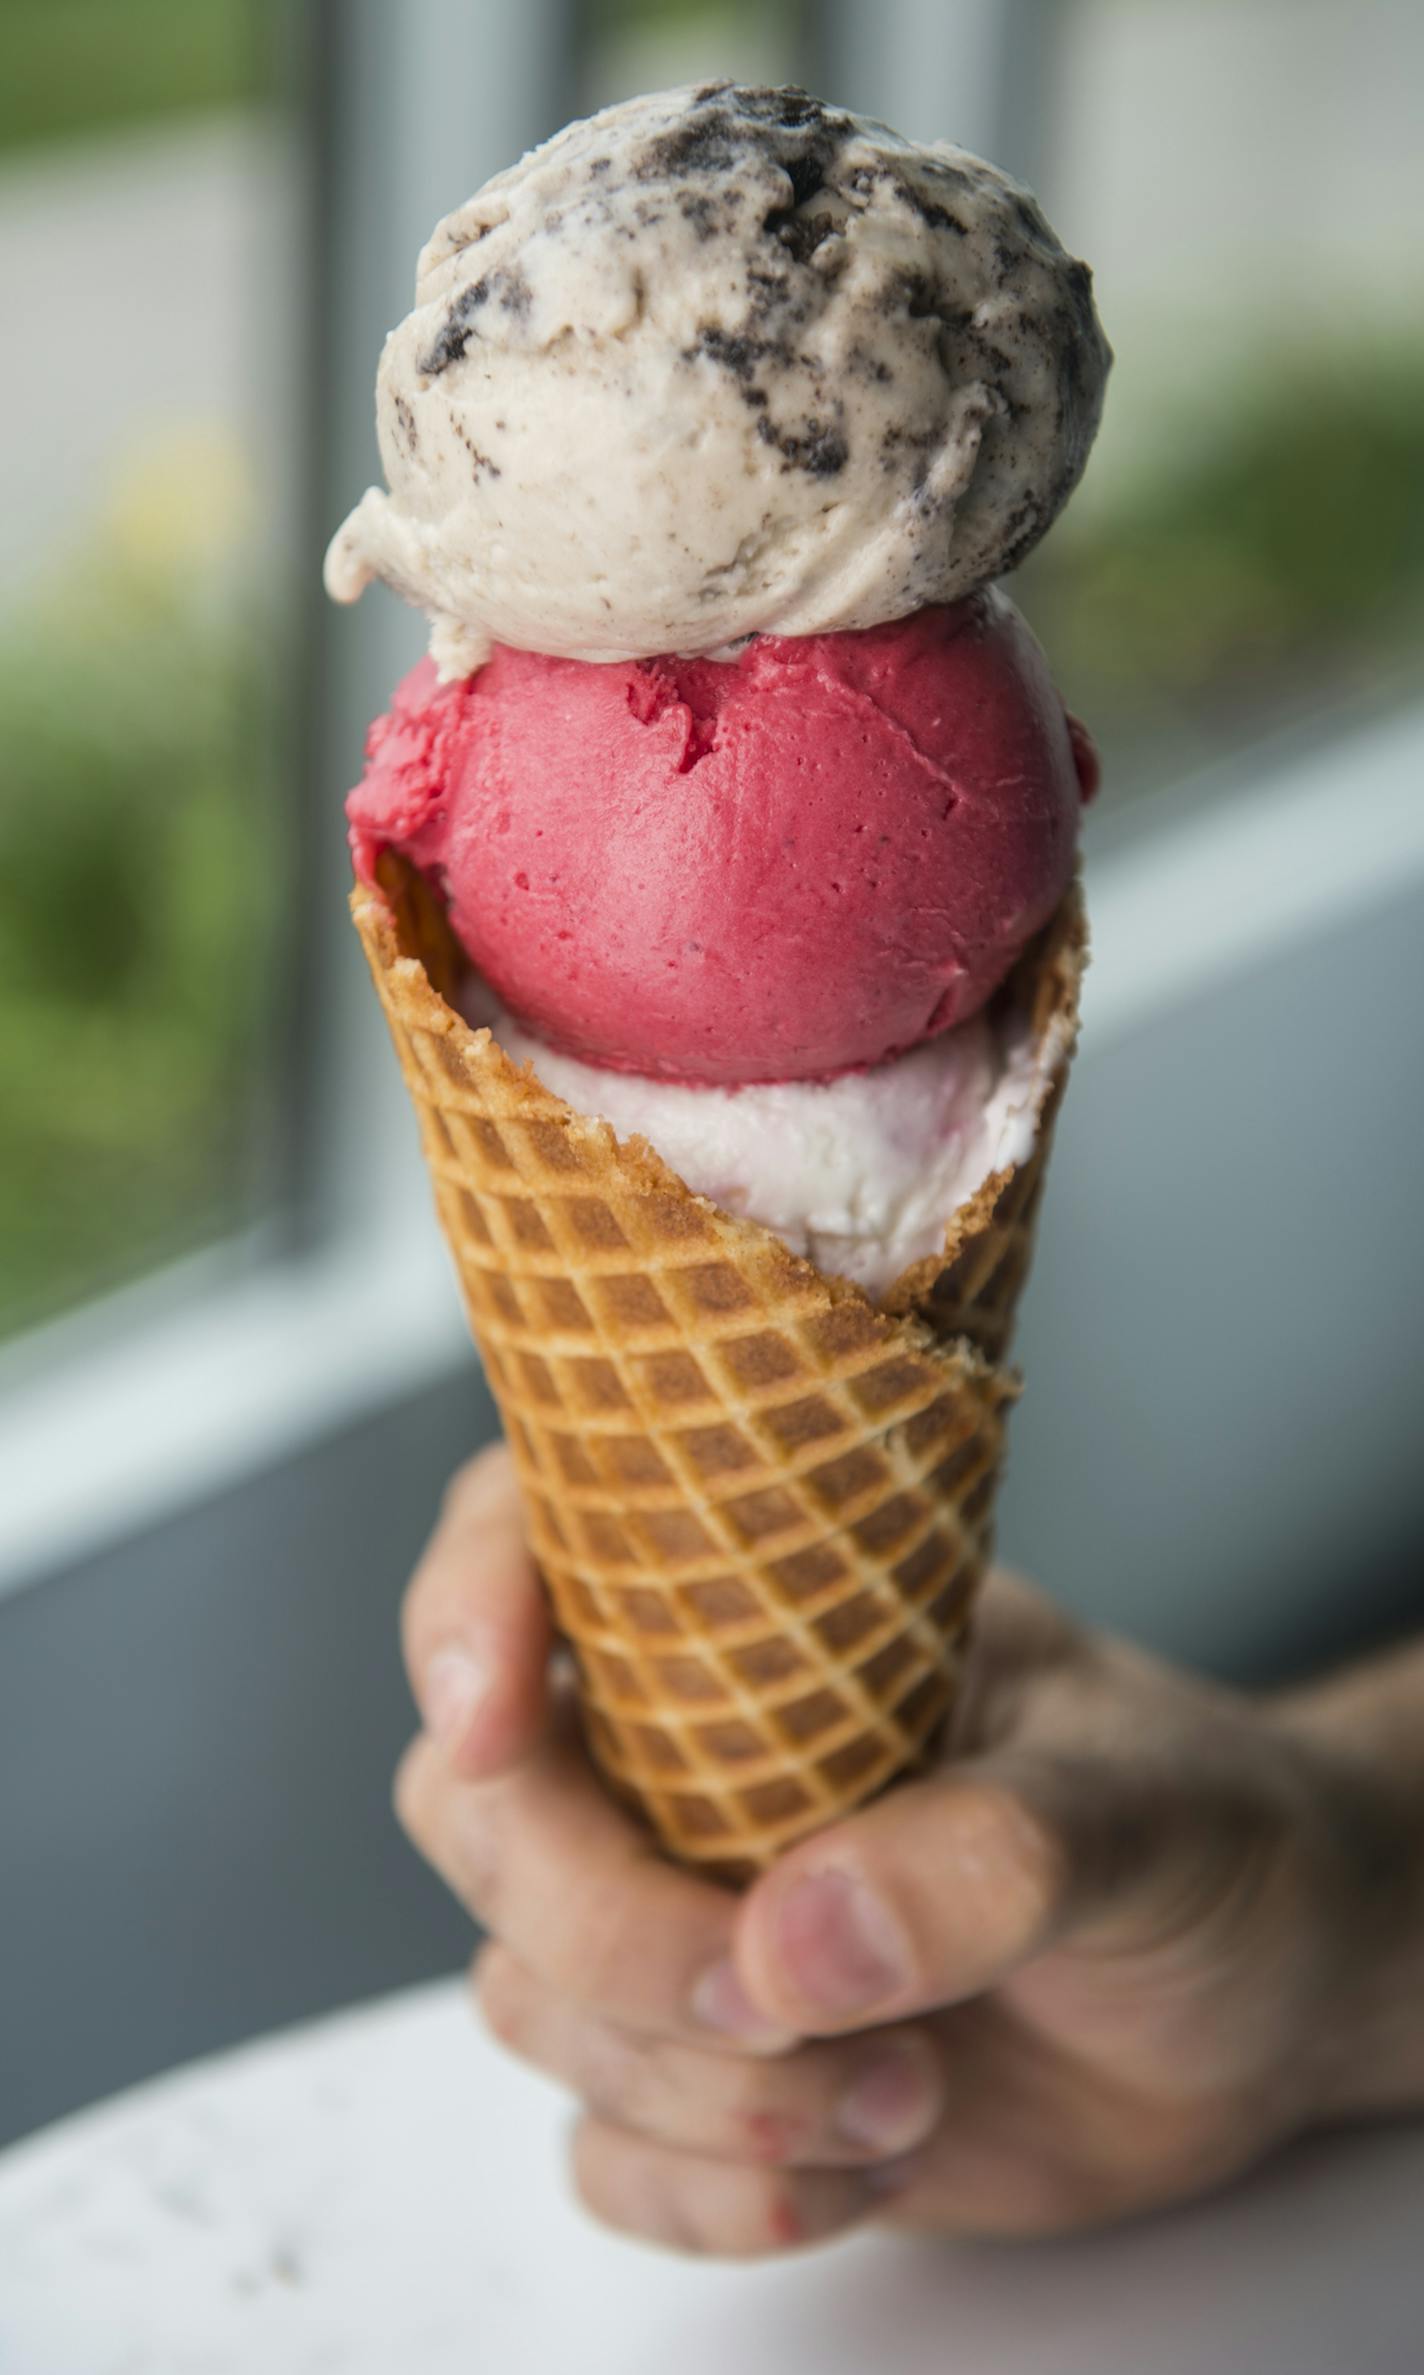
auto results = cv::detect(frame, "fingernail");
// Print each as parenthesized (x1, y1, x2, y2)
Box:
(836, 2042, 940, 2155)
(420, 1645, 486, 1749)
(691, 1957, 793, 2047)
(774, 1869, 913, 2016)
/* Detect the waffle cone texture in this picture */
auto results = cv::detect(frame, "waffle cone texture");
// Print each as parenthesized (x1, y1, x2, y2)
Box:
(354, 854, 1086, 1881)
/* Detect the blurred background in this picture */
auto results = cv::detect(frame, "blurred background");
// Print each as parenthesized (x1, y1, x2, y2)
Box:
(1, 0, 1421, 2150)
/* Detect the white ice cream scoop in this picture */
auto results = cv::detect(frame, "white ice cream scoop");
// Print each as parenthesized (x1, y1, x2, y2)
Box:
(462, 974, 1067, 1303)
(326, 81, 1111, 676)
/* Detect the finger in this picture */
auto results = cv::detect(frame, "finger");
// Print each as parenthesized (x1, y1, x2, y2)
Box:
(401, 1442, 552, 1778)
(393, 1696, 793, 2049)
(476, 1944, 944, 2167)
(570, 2116, 884, 2258)
(731, 1760, 1081, 2036)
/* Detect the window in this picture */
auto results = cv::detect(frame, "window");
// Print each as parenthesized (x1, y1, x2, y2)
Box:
(1011, 0, 1424, 806)
(581, 2, 1424, 810)
(1, 2, 296, 1342)
(581, 0, 804, 106)
(3, 0, 1419, 1588)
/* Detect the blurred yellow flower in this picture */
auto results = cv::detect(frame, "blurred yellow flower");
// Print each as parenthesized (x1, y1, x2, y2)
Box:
(99, 423, 255, 588)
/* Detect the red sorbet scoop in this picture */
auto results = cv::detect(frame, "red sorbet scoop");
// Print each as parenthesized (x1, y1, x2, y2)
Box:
(347, 591, 1096, 1085)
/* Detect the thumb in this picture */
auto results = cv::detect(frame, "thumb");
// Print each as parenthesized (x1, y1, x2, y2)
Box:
(729, 1756, 1097, 2037)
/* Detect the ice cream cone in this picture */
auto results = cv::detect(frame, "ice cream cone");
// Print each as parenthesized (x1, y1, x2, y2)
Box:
(354, 853, 1085, 1882)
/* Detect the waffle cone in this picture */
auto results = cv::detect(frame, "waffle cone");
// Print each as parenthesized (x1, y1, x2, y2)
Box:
(353, 855, 1085, 1882)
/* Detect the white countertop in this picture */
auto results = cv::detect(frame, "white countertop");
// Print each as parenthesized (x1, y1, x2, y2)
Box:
(2, 1978, 1422, 2375)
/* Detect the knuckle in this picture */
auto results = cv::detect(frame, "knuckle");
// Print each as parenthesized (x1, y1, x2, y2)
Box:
(605, 2035, 760, 2157)
(584, 2035, 803, 2165)
(451, 1806, 505, 1927)
(394, 1741, 507, 1924)
(579, 2027, 657, 2130)
(569, 2120, 630, 2235)
(723, 2064, 808, 2167)
(400, 1556, 450, 1676)
(973, 1781, 1070, 1946)
(569, 2121, 812, 2259)
(738, 2108, 808, 2168)
(680, 2183, 756, 2259)
(557, 1887, 645, 2011)
(473, 1944, 527, 2052)
(443, 1440, 513, 1520)
(568, 2123, 702, 2256)
(706, 2167, 801, 2259)
(391, 1738, 433, 1847)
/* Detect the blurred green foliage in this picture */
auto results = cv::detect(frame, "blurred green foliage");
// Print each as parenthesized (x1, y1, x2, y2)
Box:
(586, 0, 751, 24)
(1017, 343, 1424, 794)
(0, 559, 277, 1340)
(3, 0, 1422, 1343)
(0, 0, 261, 158)
(0, 0, 286, 1343)
(5, 341, 1423, 1342)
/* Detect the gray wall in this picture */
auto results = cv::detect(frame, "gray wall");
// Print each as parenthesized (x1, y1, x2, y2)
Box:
(1001, 871, 1424, 1678)
(2, 877, 1422, 2153)
(0, 1368, 496, 2152)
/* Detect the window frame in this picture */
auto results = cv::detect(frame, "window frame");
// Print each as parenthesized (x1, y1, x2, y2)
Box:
(0, 0, 575, 1589)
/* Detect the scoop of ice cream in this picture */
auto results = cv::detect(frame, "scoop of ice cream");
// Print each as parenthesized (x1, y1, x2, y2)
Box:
(347, 590, 1095, 1085)
(325, 82, 1110, 675)
(461, 970, 1065, 1298)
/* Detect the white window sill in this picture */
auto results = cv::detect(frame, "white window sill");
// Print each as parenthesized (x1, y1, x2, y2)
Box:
(1081, 695, 1424, 1045)
(0, 1227, 471, 1599)
(3, 696, 1422, 1603)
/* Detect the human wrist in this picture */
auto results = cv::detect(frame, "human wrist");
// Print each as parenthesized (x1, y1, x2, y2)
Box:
(1266, 1676, 1424, 2125)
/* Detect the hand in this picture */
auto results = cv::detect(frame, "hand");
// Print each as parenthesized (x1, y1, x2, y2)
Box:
(394, 1445, 1410, 2258)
